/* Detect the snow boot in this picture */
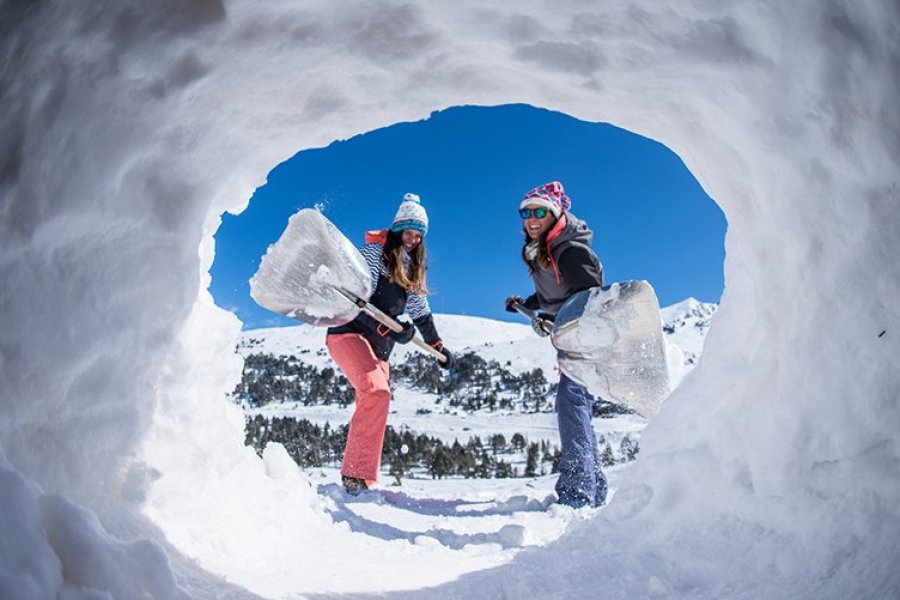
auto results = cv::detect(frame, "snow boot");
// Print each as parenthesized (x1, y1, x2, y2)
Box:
(342, 475, 368, 496)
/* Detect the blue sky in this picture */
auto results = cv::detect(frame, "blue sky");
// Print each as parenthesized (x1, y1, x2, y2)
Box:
(211, 104, 726, 330)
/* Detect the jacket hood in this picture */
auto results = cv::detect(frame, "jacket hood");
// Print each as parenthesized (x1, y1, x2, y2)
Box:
(549, 212, 593, 252)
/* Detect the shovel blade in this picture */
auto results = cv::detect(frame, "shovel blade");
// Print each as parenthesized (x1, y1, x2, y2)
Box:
(250, 208, 371, 326)
(552, 281, 670, 418)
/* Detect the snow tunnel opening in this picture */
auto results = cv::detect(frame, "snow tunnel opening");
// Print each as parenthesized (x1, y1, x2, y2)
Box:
(207, 102, 726, 487)
(6, 0, 898, 596)
(139, 103, 727, 597)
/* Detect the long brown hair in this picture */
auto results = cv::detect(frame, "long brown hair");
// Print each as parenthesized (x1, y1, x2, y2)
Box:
(521, 221, 556, 275)
(384, 230, 428, 293)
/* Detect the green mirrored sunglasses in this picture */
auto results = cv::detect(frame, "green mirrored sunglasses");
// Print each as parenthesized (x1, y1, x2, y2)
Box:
(519, 207, 550, 219)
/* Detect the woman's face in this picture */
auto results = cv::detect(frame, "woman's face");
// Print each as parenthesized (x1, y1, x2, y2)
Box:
(522, 204, 556, 240)
(400, 229, 423, 252)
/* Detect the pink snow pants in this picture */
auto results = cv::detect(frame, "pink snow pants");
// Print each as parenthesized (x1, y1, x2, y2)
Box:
(326, 333, 391, 484)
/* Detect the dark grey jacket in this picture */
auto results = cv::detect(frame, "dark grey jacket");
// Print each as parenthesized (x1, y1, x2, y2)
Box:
(525, 212, 604, 316)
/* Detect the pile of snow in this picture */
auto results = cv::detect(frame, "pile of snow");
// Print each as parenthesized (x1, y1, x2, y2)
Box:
(1, 1, 898, 598)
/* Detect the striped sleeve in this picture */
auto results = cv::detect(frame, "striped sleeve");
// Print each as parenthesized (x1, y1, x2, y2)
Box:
(406, 291, 431, 320)
(359, 243, 385, 297)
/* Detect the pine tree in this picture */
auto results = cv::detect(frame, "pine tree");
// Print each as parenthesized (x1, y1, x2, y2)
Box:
(620, 435, 639, 462)
(495, 459, 514, 479)
(525, 442, 540, 477)
(511, 433, 526, 451)
(429, 445, 453, 479)
(550, 448, 562, 473)
(388, 453, 406, 486)
(490, 433, 506, 455)
(601, 442, 616, 467)
(475, 452, 493, 479)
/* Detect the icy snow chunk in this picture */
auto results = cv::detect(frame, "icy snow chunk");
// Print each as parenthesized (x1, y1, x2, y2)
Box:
(495, 524, 528, 547)
(251, 208, 371, 326)
(553, 281, 670, 417)
(262, 442, 297, 480)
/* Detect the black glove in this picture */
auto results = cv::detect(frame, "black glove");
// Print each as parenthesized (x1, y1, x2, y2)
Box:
(437, 346, 456, 370)
(531, 314, 552, 337)
(388, 321, 416, 344)
(505, 295, 525, 313)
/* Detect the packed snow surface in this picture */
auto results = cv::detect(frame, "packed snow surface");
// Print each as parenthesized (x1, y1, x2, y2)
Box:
(1, 1, 898, 599)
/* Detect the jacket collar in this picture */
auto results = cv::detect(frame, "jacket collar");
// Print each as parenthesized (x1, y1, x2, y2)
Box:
(545, 213, 568, 245)
(544, 214, 568, 284)
(365, 229, 388, 245)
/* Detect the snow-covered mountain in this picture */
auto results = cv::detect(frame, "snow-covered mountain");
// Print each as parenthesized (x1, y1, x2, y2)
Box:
(660, 298, 718, 371)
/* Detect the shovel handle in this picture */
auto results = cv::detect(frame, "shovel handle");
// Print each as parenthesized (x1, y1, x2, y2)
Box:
(335, 288, 447, 363)
(509, 300, 553, 335)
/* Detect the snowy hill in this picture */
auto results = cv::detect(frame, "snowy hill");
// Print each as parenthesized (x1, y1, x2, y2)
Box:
(238, 314, 564, 448)
(237, 299, 716, 379)
(660, 298, 718, 371)
(238, 313, 558, 375)
(234, 300, 715, 466)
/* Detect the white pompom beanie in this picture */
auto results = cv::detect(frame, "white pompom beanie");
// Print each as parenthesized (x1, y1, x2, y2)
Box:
(391, 193, 429, 236)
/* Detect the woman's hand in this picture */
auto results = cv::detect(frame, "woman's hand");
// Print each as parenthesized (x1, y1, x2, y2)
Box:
(504, 295, 525, 313)
(437, 346, 455, 370)
(388, 321, 416, 344)
(531, 314, 553, 337)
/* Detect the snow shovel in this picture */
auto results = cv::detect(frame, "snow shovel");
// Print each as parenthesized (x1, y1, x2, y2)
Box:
(509, 282, 670, 418)
(249, 208, 447, 363)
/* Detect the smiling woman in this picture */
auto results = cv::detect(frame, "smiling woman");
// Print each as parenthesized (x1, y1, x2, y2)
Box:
(210, 104, 726, 330)
(322, 192, 455, 495)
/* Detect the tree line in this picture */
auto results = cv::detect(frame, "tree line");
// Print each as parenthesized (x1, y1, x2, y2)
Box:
(245, 415, 640, 482)
(232, 354, 355, 408)
(233, 350, 631, 417)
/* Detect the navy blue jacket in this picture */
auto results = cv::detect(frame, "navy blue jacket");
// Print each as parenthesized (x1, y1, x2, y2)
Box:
(327, 230, 440, 360)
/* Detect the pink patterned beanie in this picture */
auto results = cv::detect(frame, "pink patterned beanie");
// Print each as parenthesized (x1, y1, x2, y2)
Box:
(519, 181, 572, 218)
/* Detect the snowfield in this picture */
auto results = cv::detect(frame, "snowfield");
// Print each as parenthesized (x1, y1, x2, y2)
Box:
(1, 1, 898, 599)
(237, 307, 704, 451)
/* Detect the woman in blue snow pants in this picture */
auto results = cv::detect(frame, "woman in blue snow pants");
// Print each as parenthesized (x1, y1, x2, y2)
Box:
(505, 181, 607, 508)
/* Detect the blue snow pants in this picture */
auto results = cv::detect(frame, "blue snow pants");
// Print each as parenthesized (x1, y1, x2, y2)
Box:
(555, 373, 608, 508)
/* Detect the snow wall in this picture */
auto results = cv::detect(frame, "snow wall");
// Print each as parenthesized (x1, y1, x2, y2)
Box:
(1, 1, 898, 598)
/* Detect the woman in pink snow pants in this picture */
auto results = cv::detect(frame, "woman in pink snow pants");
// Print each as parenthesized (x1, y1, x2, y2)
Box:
(326, 193, 455, 495)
